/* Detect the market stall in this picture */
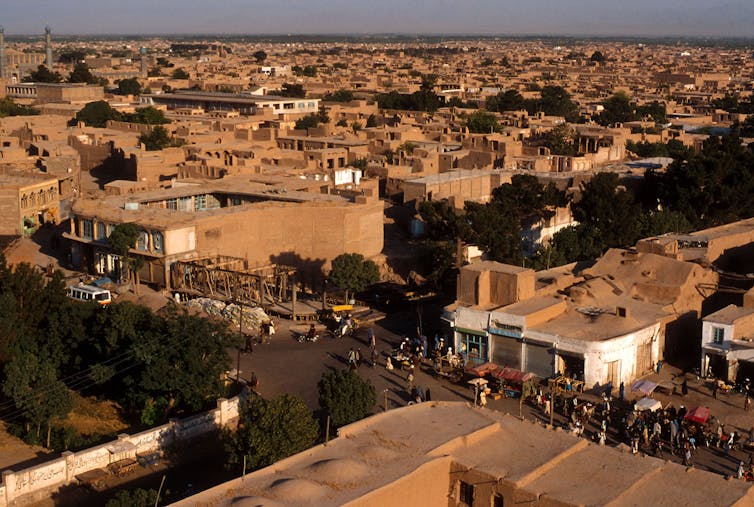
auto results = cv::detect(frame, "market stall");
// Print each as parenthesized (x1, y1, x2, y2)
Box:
(634, 397, 662, 412)
(493, 367, 535, 398)
(630, 379, 658, 397)
(464, 361, 499, 378)
(684, 406, 710, 425)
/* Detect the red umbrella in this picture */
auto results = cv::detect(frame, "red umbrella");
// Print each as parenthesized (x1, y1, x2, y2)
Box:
(684, 406, 710, 425)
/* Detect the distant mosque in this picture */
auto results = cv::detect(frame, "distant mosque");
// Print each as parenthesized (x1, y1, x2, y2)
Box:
(0, 26, 55, 83)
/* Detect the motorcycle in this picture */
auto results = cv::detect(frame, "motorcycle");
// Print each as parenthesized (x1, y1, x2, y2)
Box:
(295, 326, 319, 343)
(297, 332, 319, 343)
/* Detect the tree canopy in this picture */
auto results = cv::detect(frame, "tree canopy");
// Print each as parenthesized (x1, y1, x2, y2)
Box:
(271, 83, 306, 98)
(253, 50, 267, 63)
(23, 65, 62, 83)
(318, 370, 376, 429)
(0, 97, 39, 118)
(486, 90, 525, 113)
(0, 255, 238, 449)
(171, 68, 189, 79)
(328, 253, 380, 301)
(139, 126, 181, 151)
(74, 100, 120, 128)
(465, 111, 502, 134)
(68, 62, 99, 84)
(325, 89, 355, 103)
(116, 77, 142, 96)
(225, 394, 318, 471)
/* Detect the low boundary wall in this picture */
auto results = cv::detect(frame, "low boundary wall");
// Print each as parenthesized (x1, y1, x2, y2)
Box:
(0, 396, 240, 506)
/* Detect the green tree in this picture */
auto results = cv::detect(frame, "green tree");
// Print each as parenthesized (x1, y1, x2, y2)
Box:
(253, 50, 267, 64)
(599, 91, 638, 126)
(328, 253, 380, 303)
(542, 123, 578, 156)
(74, 100, 122, 128)
(590, 51, 605, 63)
(326, 89, 354, 102)
(465, 201, 523, 265)
(3, 351, 73, 448)
(171, 68, 189, 79)
(528, 85, 579, 121)
(105, 488, 158, 507)
(107, 223, 143, 289)
(0, 97, 39, 117)
(318, 370, 376, 429)
(125, 106, 170, 125)
(135, 306, 238, 416)
(486, 90, 525, 112)
(295, 113, 321, 130)
(68, 62, 98, 84)
(23, 64, 62, 83)
(572, 172, 642, 250)
(273, 83, 306, 98)
(116, 77, 142, 96)
(465, 111, 502, 134)
(225, 394, 318, 471)
(139, 125, 181, 151)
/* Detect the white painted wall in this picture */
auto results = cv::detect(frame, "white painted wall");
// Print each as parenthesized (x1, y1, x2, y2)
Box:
(0, 396, 240, 506)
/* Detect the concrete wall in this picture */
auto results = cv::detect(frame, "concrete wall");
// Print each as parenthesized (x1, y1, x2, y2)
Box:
(0, 396, 240, 507)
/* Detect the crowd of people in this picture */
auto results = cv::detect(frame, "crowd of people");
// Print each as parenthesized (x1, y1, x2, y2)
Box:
(530, 385, 754, 478)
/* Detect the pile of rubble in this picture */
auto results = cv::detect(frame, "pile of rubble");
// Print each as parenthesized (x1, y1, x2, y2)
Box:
(184, 298, 270, 333)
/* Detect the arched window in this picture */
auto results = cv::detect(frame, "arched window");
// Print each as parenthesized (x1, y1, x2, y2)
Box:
(152, 231, 164, 254)
(137, 230, 149, 251)
(20, 194, 28, 209)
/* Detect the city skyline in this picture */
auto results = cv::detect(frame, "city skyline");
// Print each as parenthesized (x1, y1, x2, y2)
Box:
(1, 0, 754, 38)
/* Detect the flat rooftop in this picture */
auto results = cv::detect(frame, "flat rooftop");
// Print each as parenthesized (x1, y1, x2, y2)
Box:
(405, 169, 499, 185)
(172, 402, 754, 507)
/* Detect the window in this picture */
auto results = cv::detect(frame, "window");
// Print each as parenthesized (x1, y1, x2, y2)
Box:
(231, 197, 242, 206)
(137, 230, 149, 251)
(461, 333, 488, 365)
(712, 326, 725, 344)
(166, 198, 177, 210)
(459, 481, 474, 506)
(96, 222, 107, 241)
(194, 194, 207, 211)
(152, 231, 164, 254)
(493, 494, 505, 507)
(82, 219, 93, 240)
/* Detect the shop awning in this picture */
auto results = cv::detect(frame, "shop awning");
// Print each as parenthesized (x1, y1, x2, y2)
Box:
(630, 379, 658, 396)
(634, 397, 662, 412)
(493, 367, 535, 384)
(684, 406, 710, 425)
(464, 361, 499, 378)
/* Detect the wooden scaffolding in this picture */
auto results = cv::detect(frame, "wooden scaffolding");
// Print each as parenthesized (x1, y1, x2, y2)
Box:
(171, 256, 297, 308)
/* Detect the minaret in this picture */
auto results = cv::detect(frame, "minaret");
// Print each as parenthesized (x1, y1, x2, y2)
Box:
(0, 26, 5, 79)
(45, 25, 53, 69)
(139, 47, 147, 77)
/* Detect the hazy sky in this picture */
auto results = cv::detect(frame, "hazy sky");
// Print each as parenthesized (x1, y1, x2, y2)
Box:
(2, 0, 753, 37)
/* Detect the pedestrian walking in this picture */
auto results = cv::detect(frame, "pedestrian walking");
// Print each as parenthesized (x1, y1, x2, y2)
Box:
(368, 328, 376, 349)
(681, 378, 688, 397)
(407, 369, 415, 391)
(619, 381, 625, 400)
